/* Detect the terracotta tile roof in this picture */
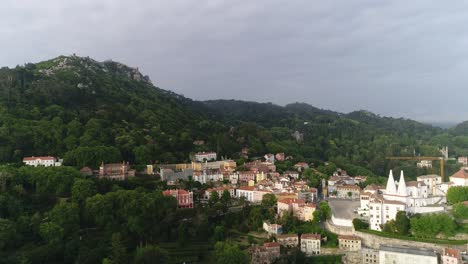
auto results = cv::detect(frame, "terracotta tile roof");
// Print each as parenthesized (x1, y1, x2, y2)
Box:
(444, 248, 461, 258)
(237, 186, 255, 191)
(278, 198, 305, 205)
(277, 234, 298, 239)
(206, 187, 233, 192)
(163, 189, 190, 196)
(23, 156, 56, 161)
(301, 233, 321, 240)
(329, 176, 341, 181)
(450, 168, 468, 179)
(264, 242, 281, 248)
(338, 235, 361, 240)
(238, 171, 256, 175)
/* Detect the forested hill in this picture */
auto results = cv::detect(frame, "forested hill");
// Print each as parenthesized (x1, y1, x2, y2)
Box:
(0, 56, 213, 166)
(202, 99, 441, 137)
(0, 55, 466, 177)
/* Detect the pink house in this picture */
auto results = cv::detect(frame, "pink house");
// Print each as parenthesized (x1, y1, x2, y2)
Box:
(163, 189, 194, 208)
(99, 161, 136, 180)
(239, 171, 256, 183)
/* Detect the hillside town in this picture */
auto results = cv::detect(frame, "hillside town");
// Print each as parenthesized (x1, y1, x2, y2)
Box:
(21, 150, 468, 264)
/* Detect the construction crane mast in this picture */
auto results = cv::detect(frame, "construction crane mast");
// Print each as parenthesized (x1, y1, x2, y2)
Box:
(386, 156, 445, 181)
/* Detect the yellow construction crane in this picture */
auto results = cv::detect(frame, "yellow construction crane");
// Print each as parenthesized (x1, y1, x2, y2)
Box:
(386, 156, 445, 181)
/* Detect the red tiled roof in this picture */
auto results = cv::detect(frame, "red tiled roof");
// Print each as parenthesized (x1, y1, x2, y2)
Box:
(278, 198, 305, 205)
(301, 233, 321, 240)
(338, 235, 361, 240)
(163, 189, 190, 196)
(239, 171, 255, 175)
(277, 234, 298, 239)
(237, 186, 255, 191)
(23, 156, 56, 161)
(264, 242, 281, 248)
(444, 248, 461, 258)
(450, 168, 468, 179)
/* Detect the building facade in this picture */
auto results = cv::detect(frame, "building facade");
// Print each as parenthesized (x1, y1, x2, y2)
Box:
(300, 234, 321, 256)
(457, 156, 468, 165)
(204, 187, 235, 200)
(450, 167, 468, 186)
(362, 248, 379, 264)
(417, 160, 433, 168)
(338, 235, 361, 251)
(277, 198, 316, 221)
(263, 221, 282, 235)
(99, 162, 136, 180)
(277, 234, 299, 247)
(23, 156, 62, 167)
(378, 245, 438, 264)
(336, 185, 361, 199)
(250, 242, 281, 264)
(194, 152, 217, 162)
(442, 248, 462, 264)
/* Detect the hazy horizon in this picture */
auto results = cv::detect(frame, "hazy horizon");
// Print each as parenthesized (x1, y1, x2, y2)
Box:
(3, 1, 468, 123)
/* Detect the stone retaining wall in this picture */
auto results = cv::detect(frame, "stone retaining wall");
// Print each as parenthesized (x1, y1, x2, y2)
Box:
(325, 220, 354, 235)
(324, 220, 467, 253)
(355, 231, 467, 253)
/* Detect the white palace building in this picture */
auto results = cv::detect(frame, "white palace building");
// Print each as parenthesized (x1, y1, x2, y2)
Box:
(360, 170, 447, 231)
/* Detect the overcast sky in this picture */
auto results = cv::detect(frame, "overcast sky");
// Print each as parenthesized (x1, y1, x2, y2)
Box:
(2, 1, 468, 123)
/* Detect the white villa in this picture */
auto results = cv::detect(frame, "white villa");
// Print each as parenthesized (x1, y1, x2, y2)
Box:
(194, 152, 217, 162)
(23, 156, 62, 167)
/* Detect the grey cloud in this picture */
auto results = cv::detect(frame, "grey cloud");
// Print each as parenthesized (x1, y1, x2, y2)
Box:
(2, 0, 468, 123)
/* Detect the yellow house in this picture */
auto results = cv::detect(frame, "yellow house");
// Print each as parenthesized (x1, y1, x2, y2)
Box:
(256, 171, 266, 182)
(248, 180, 255, 186)
(146, 165, 154, 174)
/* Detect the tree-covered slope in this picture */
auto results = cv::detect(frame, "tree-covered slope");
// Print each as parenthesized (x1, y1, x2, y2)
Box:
(201, 100, 455, 176)
(0, 56, 215, 166)
(0, 55, 465, 177)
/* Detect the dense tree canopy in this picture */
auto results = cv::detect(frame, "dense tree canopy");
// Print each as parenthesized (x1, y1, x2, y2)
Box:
(447, 186, 468, 204)
(0, 55, 467, 180)
(410, 214, 457, 238)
